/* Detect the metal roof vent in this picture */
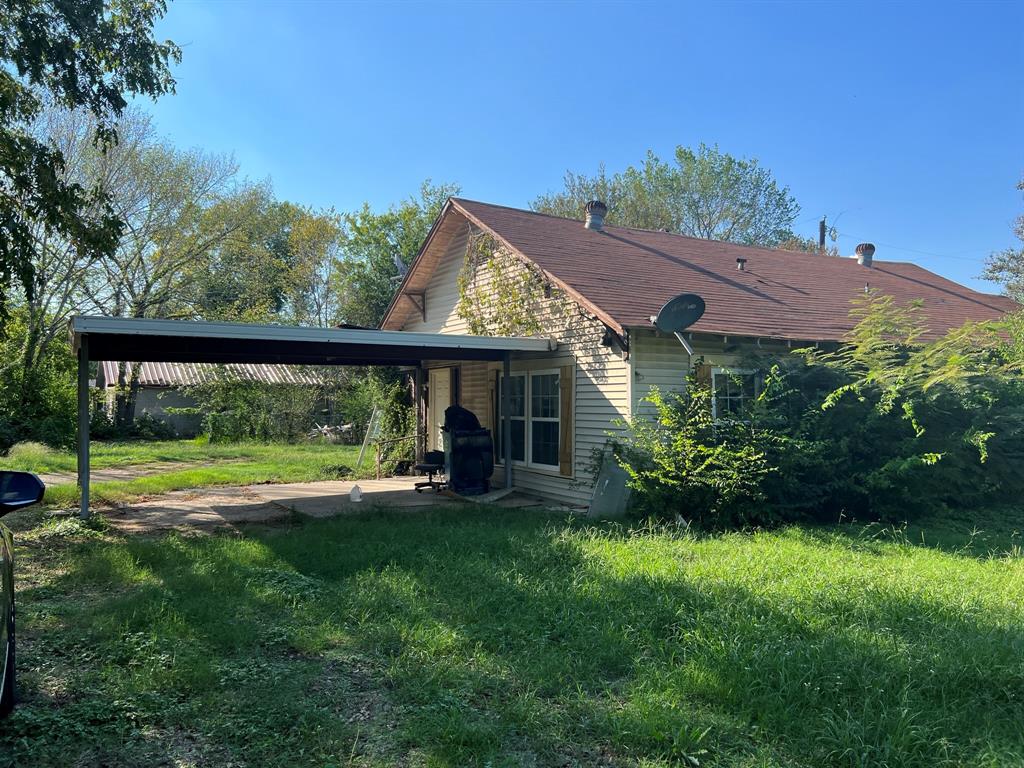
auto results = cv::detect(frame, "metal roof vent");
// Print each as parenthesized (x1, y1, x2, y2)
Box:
(584, 200, 607, 231)
(736, 257, 747, 271)
(856, 243, 876, 267)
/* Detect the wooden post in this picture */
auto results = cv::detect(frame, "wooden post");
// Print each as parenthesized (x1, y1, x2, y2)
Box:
(376, 443, 382, 481)
(502, 352, 512, 491)
(77, 335, 90, 520)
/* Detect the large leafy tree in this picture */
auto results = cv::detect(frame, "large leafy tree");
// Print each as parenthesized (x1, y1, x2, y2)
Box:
(83, 140, 245, 321)
(983, 176, 1024, 302)
(335, 180, 459, 328)
(184, 199, 345, 327)
(533, 144, 800, 247)
(0, 0, 180, 317)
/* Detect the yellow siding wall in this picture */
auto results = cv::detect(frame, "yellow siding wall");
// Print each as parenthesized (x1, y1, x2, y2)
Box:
(404, 226, 629, 507)
(629, 329, 781, 415)
(401, 226, 471, 334)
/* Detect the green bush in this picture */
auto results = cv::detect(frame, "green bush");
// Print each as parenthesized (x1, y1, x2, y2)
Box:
(0, 312, 78, 451)
(616, 295, 1024, 527)
(616, 382, 782, 527)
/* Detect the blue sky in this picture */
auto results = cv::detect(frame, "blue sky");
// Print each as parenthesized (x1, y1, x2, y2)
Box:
(140, 1, 1023, 292)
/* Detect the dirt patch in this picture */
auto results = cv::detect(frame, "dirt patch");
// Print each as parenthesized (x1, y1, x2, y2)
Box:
(38, 459, 247, 488)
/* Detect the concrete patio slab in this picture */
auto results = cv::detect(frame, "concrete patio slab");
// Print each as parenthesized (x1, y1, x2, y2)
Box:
(104, 476, 463, 532)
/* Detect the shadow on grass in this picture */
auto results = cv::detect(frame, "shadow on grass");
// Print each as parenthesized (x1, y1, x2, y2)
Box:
(4, 507, 1023, 767)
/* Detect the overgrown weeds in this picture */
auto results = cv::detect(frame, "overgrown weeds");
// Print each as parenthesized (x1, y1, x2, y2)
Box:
(1, 507, 1020, 767)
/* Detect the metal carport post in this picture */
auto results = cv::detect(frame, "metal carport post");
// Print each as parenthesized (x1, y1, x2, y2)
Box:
(502, 352, 512, 492)
(77, 334, 90, 520)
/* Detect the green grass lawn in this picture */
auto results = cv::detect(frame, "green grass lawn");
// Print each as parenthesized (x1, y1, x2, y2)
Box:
(1, 507, 1021, 767)
(0, 440, 366, 508)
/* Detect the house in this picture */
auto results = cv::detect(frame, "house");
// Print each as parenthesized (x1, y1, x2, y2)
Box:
(96, 361, 328, 435)
(382, 198, 1018, 507)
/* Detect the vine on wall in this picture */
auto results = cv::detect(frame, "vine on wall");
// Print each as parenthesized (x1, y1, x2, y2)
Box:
(456, 231, 567, 337)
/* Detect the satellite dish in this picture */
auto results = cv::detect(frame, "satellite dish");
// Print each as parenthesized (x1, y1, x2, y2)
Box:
(653, 294, 705, 334)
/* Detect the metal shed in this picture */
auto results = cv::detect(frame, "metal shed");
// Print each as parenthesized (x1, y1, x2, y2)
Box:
(69, 316, 556, 519)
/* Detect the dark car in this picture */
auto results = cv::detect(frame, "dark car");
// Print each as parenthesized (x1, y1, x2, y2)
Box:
(0, 471, 45, 717)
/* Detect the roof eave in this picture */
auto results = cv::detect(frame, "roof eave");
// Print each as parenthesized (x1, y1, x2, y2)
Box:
(379, 197, 456, 330)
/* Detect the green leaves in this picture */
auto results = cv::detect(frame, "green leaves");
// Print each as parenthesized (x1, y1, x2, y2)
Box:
(0, 0, 180, 316)
(532, 143, 800, 247)
(335, 180, 459, 328)
(616, 382, 779, 528)
(618, 295, 1024, 525)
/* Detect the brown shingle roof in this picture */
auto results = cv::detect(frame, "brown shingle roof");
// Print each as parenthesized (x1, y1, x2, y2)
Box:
(448, 198, 1018, 341)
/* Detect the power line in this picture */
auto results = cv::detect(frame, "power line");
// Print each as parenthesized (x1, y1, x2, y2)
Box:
(836, 233, 991, 264)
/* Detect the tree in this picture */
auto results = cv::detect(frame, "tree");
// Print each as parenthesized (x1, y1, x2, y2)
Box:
(776, 233, 840, 257)
(3, 106, 137, 417)
(335, 180, 459, 328)
(533, 144, 800, 247)
(0, 0, 179, 316)
(83, 141, 247, 322)
(183, 192, 300, 323)
(983, 176, 1024, 302)
(78, 134, 258, 427)
(286, 209, 345, 328)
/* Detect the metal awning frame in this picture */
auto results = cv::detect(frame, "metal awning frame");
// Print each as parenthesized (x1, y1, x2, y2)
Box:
(70, 316, 553, 519)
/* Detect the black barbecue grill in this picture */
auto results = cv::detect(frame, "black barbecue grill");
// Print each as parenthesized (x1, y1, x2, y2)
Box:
(414, 405, 494, 496)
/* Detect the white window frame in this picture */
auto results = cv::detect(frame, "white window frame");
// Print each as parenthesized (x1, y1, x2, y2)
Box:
(500, 373, 527, 467)
(527, 368, 560, 470)
(711, 367, 757, 420)
(497, 368, 561, 471)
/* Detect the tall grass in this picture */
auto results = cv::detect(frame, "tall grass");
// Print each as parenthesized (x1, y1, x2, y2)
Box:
(2, 509, 1021, 767)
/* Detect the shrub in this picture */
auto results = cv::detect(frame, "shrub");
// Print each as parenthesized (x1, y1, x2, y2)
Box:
(616, 295, 1024, 527)
(616, 382, 781, 527)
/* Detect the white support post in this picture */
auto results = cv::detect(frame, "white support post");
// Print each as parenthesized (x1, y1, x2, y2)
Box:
(77, 335, 90, 520)
(502, 353, 512, 491)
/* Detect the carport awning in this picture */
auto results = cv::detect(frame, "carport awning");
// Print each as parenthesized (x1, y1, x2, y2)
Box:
(70, 316, 556, 365)
(70, 315, 551, 521)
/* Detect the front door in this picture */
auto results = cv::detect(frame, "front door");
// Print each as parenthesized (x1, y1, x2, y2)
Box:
(428, 368, 452, 452)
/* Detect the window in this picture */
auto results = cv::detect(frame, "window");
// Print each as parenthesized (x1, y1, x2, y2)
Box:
(497, 369, 560, 469)
(712, 368, 757, 419)
(496, 374, 526, 463)
(530, 372, 560, 467)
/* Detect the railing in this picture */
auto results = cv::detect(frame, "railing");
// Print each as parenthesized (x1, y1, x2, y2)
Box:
(373, 434, 421, 480)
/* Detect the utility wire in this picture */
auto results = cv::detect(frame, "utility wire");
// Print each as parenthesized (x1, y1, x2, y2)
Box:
(836, 233, 991, 264)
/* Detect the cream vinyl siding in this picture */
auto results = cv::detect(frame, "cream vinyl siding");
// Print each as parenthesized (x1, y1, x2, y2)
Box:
(410, 231, 629, 507)
(629, 330, 788, 415)
(630, 331, 693, 418)
(401, 226, 471, 334)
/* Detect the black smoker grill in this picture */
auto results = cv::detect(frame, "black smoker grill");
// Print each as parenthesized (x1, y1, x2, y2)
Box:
(414, 404, 494, 496)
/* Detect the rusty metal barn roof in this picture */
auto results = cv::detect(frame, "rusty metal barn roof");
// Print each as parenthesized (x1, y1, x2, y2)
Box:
(98, 361, 326, 388)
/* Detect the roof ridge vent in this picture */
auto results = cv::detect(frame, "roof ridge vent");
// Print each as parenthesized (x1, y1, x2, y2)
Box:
(855, 242, 876, 267)
(584, 200, 607, 231)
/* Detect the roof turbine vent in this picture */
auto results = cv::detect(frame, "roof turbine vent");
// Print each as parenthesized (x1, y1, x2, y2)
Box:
(856, 243, 876, 268)
(584, 200, 607, 231)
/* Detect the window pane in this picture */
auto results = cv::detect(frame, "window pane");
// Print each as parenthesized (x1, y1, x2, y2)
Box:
(531, 420, 559, 466)
(511, 420, 525, 462)
(496, 418, 526, 462)
(531, 373, 559, 418)
(509, 375, 525, 418)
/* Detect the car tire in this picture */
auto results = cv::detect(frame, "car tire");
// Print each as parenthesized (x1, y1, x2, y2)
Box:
(0, 579, 14, 716)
